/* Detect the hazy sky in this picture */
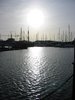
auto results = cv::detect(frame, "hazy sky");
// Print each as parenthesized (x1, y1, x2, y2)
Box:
(0, 0, 75, 40)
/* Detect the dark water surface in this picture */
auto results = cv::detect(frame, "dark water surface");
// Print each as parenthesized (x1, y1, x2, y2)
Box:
(0, 47, 73, 100)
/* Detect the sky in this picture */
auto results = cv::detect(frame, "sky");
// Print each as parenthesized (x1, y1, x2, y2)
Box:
(0, 0, 75, 40)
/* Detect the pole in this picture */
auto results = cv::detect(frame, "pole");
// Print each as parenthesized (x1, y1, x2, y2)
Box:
(28, 27, 29, 42)
(72, 39, 75, 100)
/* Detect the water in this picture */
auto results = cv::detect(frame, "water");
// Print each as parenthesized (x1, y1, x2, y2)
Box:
(0, 47, 73, 100)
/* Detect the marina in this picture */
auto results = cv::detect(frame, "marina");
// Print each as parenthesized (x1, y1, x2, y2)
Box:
(0, 0, 75, 99)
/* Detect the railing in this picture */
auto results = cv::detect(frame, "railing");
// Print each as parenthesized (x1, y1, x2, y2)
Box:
(72, 39, 75, 100)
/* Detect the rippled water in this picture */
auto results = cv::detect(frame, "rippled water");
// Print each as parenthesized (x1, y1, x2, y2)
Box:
(0, 47, 73, 100)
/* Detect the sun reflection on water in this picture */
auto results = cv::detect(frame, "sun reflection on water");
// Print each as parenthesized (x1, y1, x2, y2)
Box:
(28, 47, 43, 76)
(23, 47, 44, 99)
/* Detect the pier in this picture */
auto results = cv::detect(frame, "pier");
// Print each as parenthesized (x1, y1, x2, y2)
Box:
(72, 39, 75, 100)
(0, 39, 74, 52)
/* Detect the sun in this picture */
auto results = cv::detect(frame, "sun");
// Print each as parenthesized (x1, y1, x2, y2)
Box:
(26, 8, 45, 28)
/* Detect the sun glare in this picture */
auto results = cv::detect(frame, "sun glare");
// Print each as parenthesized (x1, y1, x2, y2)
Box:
(27, 8, 45, 28)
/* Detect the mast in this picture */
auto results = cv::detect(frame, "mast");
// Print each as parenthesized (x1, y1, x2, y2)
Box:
(28, 27, 29, 42)
(68, 24, 71, 41)
(0, 34, 1, 40)
(20, 27, 22, 41)
(58, 28, 60, 41)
